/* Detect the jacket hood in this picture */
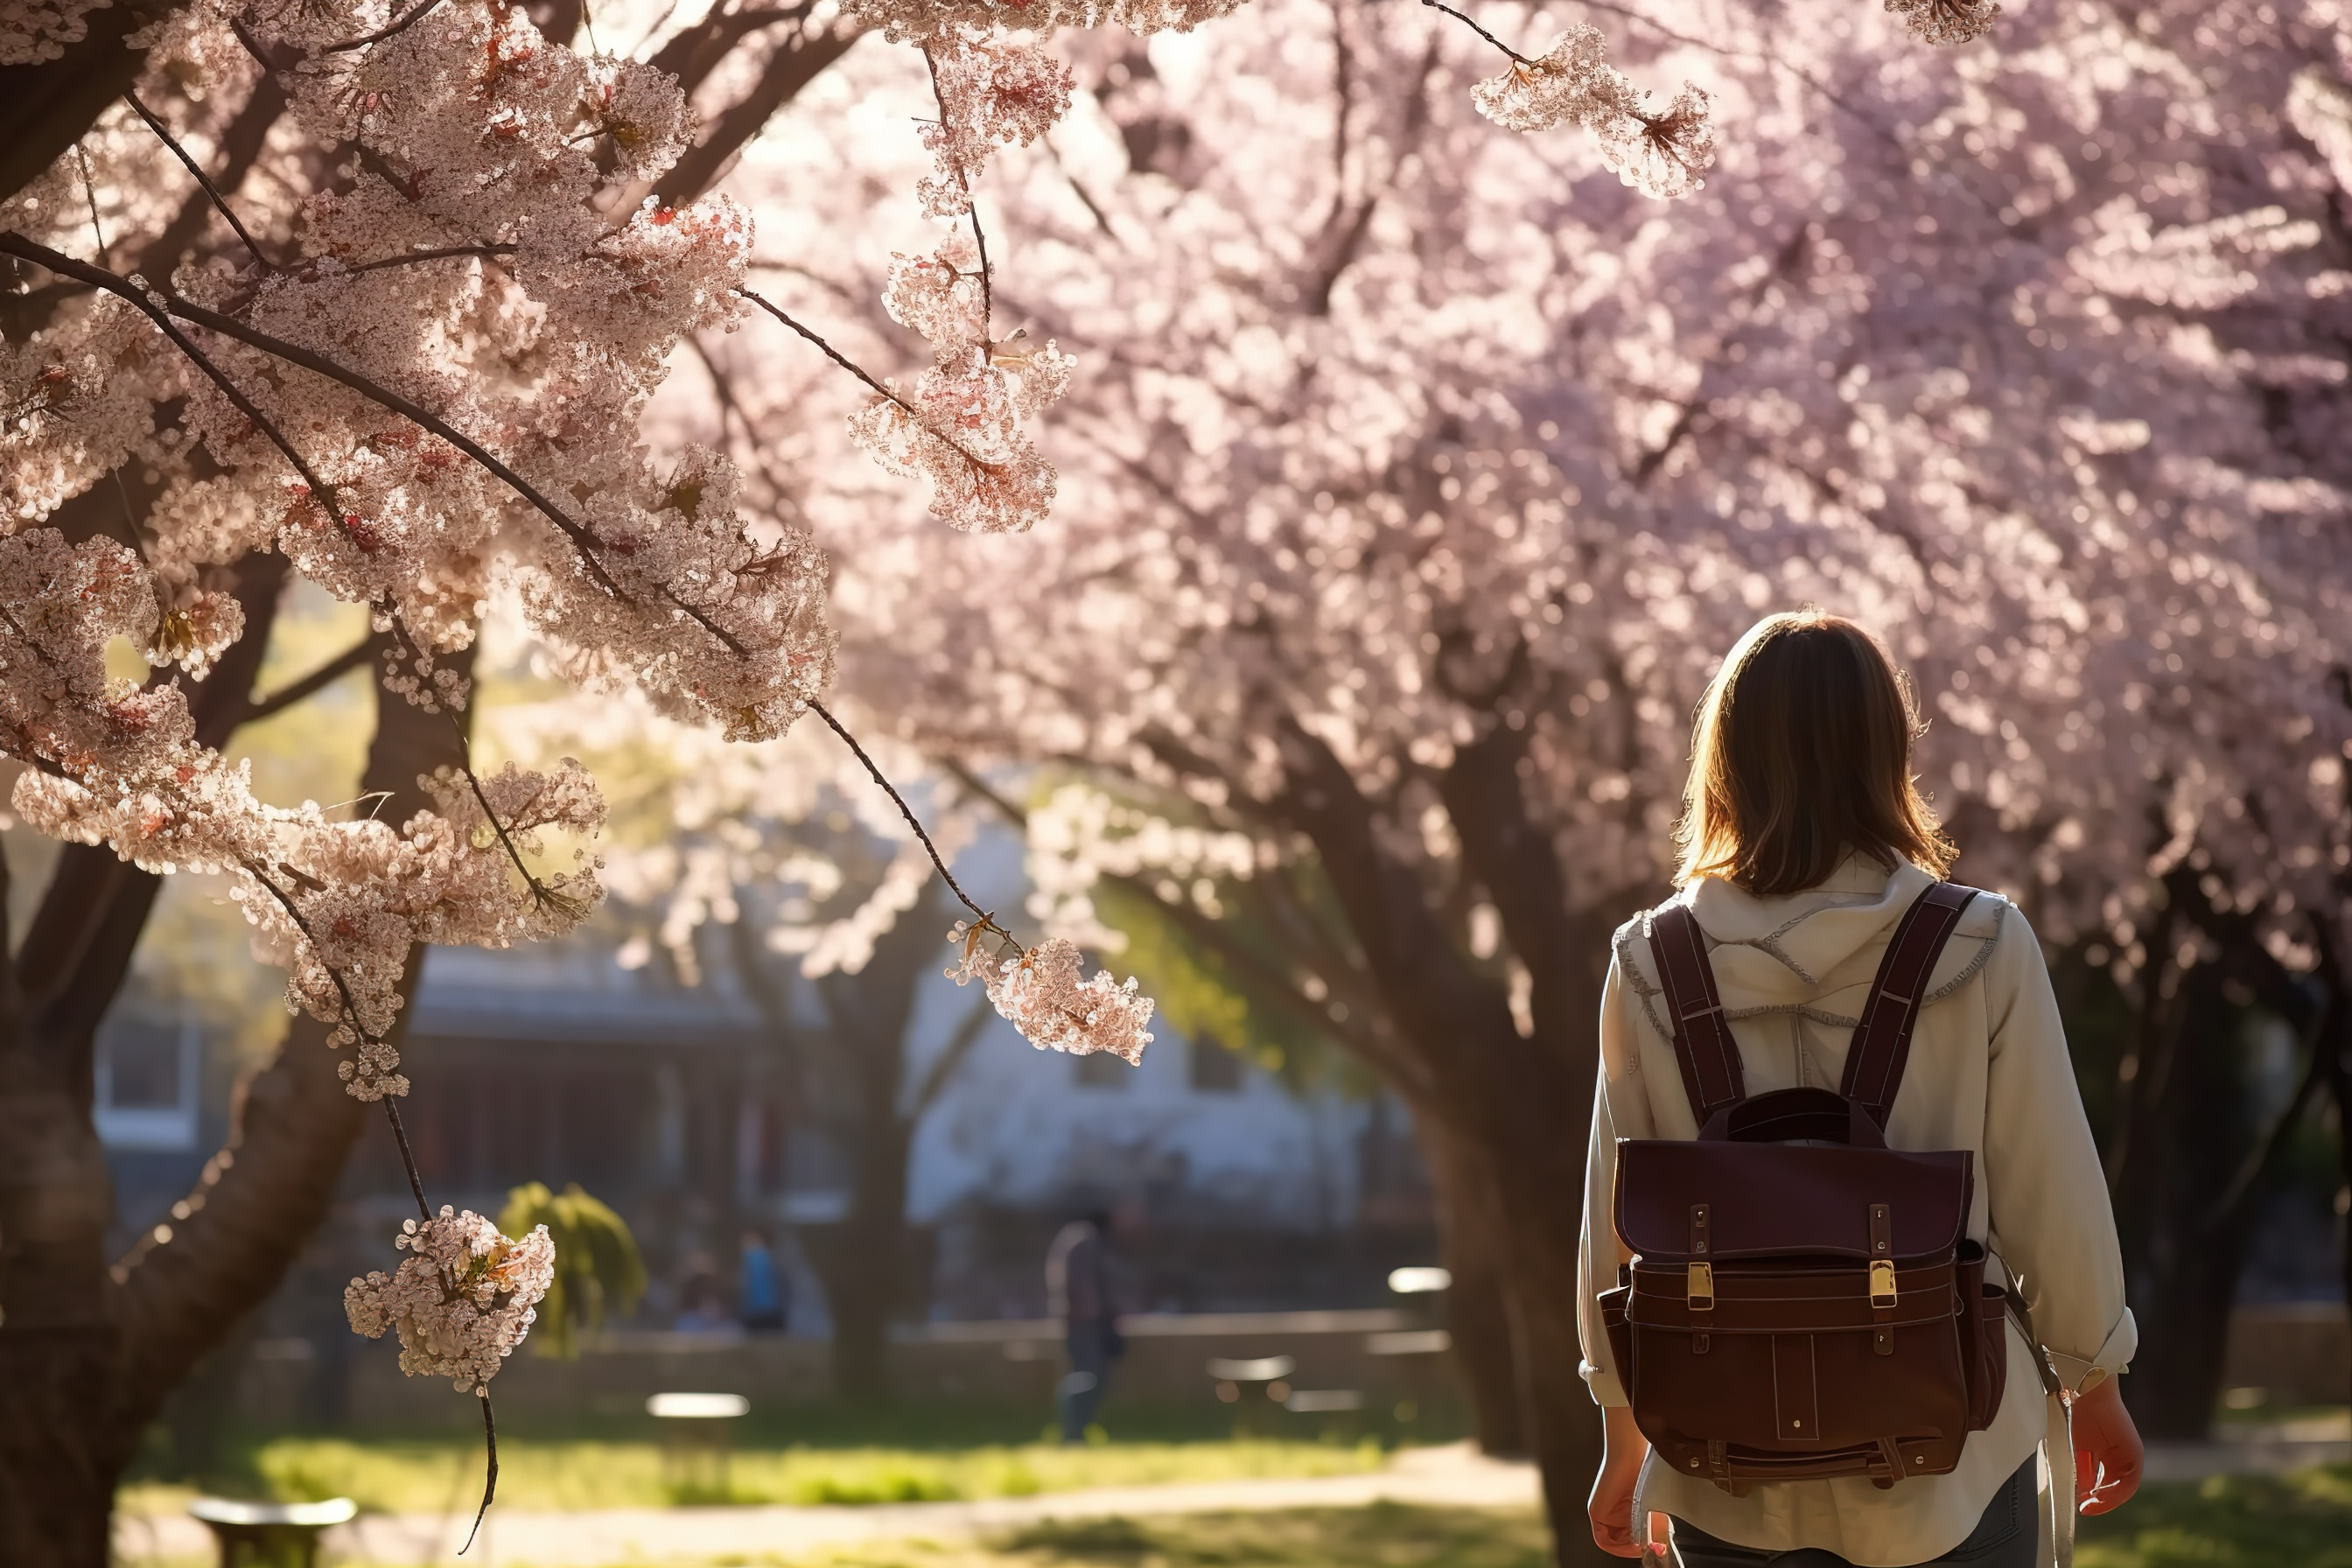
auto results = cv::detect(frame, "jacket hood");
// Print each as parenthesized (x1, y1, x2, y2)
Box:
(1613, 853, 2010, 1041)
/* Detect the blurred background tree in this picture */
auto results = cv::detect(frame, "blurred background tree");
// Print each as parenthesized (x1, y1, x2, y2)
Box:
(500, 1183, 648, 1362)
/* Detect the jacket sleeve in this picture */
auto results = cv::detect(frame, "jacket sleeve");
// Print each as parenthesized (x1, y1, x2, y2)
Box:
(1980, 905, 2138, 1394)
(1579, 952, 1656, 1407)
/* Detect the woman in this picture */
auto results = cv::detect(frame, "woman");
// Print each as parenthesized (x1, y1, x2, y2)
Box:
(1580, 612, 2143, 1567)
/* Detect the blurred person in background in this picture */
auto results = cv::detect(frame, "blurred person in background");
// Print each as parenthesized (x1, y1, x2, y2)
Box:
(738, 1230, 788, 1333)
(1047, 1200, 1144, 1441)
(672, 1254, 742, 1336)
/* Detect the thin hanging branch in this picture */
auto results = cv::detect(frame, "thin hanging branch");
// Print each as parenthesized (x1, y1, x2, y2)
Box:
(74, 144, 110, 268)
(460, 1390, 498, 1553)
(339, 242, 518, 276)
(324, 0, 454, 52)
(244, 861, 433, 1214)
(920, 45, 996, 328)
(733, 286, 997, 472)
(807, 698, 1006, 942)
(969, 200, 994, 333)
(242, 636, 376, 724)
(122, 91, 277, 272)
(1417, 0, 1530, 62)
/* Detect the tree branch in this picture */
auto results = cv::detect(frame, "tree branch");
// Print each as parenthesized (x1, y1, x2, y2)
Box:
(909, 990, 994, 1118)
(324, 0, 454, 53)
(122, 89, 276, 272)
(0, 232, 668, 624)
(242, 636, 375, 725)
(136, 73, 289, 287)
(650, 19, 855, 208)
(733, 286, 997, 473)
(0, 0, 195, 201)
(809, 699, 998, 933)
(1415, 0, 1528, 63)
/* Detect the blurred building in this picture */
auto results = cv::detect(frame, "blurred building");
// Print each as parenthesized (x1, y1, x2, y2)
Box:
(283, 935, 1437, 1329)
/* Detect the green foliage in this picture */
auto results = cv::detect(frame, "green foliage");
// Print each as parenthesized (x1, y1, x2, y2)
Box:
(1090, 870, 1368, 1097)
(498, 1181, 648, 1359)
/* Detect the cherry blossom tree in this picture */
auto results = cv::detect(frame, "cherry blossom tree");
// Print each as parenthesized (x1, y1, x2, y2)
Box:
(681, 0, 2352, 1550)
(0, 0, 1707, 1546)
(0, 0, 1161, 1550)
(6, 0, 2333, 1558)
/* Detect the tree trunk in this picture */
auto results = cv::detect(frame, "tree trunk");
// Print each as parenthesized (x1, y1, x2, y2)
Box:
(2105, 900, 2273, 1439)
(0, 607, 470, 1566)
(1418, 1116, 1528, 1456)
(1483, 1126, 1609, 1567)
(0, 1, 199, 202)
(1261, 711, 1626, 1566)
(812, 895, 938, 1400)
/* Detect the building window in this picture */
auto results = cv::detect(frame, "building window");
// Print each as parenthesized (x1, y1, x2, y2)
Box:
(1074, 1050, 1132, 1089)
(94, 1019, 200, 1151)
(1188, 1033, 1244, 1093)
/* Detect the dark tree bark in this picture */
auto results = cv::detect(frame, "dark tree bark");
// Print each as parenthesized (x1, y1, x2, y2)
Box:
(649, 24, 858, 210)
(0, 0, 198, 202)
(0, 579, 471, 1566)
(1418, 1117, 1529, 1456)
(2104, 872, 2350, 1436)
(731, 883, 985, 1399)
(2107, 957, 2253, 1438)
(1259, 712, 1633, 1566)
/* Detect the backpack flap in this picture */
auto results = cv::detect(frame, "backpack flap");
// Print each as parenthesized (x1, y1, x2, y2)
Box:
(1613, 1138, 1973, 1264)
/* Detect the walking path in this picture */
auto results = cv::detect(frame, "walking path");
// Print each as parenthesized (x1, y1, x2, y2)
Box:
(114, 1418, 2352, 1567)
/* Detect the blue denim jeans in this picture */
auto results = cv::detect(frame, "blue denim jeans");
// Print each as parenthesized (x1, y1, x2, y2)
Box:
(1670, 1458, 2038, 1568)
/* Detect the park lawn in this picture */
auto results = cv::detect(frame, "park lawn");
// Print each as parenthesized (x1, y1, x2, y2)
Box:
(116, 1435, 1392, 1516)
(2075, 1462, 2352, 1568)
(577, 1475, 2352, 1567)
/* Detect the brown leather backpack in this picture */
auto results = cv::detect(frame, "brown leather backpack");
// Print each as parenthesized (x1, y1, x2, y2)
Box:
(1599, 881, 2010, 1492)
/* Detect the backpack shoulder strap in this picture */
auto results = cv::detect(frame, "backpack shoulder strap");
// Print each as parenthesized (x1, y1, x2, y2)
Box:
(1648, 904, 1746, 1126)
(1840, 881, 1984, 1127)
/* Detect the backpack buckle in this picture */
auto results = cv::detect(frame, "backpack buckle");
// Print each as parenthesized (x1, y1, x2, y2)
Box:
(1869, 1258, 1898, 1308)
(1687, 1262, 1715, 1310)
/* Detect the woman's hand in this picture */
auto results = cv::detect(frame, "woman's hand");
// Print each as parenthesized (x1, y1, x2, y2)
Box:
(2071, 1377, 2143, 1516)
(1591, 1404, 1665, 1558)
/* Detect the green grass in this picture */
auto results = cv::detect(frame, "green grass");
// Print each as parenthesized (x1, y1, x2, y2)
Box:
(2076, 1464, 2352, 1568)
(116, 1436, 1392, 1516)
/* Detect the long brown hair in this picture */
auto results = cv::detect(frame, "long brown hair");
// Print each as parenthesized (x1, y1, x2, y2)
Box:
(1673, 612, 1955, 895)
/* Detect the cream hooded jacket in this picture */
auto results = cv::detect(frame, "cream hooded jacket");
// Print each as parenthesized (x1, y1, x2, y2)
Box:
(1578, 854, 2136, 1567)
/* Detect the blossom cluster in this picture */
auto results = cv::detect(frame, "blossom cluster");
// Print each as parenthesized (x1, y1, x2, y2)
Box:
(948, 928, 1157, 1065)
(0, 530, 607, 1098)
(842, 0, 1250, 45)
(917, 31, 1075, 219)
(346, 1208, 556, 1391)
(1470, 26, 1717, 198)
(0, 0, 843, 1102)
(0, 0, 107, 65)
(848, 234, 1075, 533)
(5, 0, 839, 739)
(1882, 0, 2001, 47)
